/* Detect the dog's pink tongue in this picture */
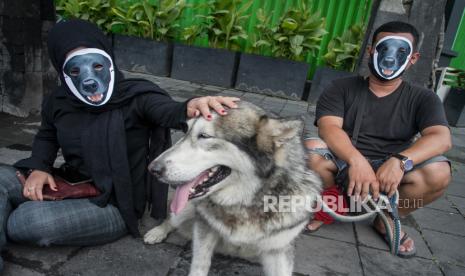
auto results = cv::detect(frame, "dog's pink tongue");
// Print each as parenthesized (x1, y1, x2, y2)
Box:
(170, 171, 209, 215)
(170, 183, 194, 215)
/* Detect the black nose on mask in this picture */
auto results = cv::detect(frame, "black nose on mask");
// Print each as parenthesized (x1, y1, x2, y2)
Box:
(63, 49, 114, 106)
(82, 79, 99, 93)
(382, 57, 395, 68)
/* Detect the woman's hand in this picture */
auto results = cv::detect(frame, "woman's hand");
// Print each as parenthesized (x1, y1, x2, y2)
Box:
(187, 96, 240, 120)
(23, 170, 58, 201)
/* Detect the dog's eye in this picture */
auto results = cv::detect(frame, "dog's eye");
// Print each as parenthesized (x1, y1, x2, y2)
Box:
(69, 67, 80, 76)
(198, 133, 212, 139)
(94, 64, 104, 71)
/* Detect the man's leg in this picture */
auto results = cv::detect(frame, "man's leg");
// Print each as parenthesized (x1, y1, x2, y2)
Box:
(398, 160, 451, 216)
(373, 158, 451, 254)
(304, 139, 341, 231)
(7, 198, 128, 246)
(305, 139, 338, 187)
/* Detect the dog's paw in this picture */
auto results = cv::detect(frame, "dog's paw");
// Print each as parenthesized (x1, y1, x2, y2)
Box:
(144, 226, 168, 244)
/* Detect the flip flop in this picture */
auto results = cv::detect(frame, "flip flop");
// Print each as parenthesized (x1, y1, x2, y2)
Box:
(397, 232, 417, 258)
(372, 225, 416, 258)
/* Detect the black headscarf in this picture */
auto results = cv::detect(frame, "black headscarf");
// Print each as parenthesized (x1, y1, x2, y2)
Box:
(47, 19, 169, 236)
(48, 19, 167, 111)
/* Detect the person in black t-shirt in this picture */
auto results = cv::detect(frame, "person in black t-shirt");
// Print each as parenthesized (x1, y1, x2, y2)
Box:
(305, 21, 451, 258)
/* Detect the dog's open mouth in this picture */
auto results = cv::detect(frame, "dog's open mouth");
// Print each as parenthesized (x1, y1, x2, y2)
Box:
(382, 68, 394, 76)
(87, 93, 103, 103)
(170, 165, 231, 214)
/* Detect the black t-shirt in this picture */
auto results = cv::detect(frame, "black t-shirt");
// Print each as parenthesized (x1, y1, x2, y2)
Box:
(315, 76, 449, 159)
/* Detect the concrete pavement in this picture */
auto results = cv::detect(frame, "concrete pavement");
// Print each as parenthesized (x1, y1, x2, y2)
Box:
(0, 72, 464, 275)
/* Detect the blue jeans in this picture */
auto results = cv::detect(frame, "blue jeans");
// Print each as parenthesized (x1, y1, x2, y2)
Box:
(0, 165, 127, 249)
(307, 147, 450, 177)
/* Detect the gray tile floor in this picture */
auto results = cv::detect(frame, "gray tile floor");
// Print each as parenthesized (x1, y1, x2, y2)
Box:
(0, 72, 464, 275)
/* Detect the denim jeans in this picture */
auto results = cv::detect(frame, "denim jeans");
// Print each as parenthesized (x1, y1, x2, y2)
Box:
(307, 147, 450, 177)
(0, 164, 127, 250)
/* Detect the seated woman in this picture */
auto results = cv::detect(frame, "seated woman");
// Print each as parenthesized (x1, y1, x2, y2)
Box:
(0, 19, 239, 271)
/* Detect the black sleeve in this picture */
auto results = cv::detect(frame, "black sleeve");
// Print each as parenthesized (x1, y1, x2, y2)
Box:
(415, 91, 449, 132)
(14, 96, 59, 173)
(136, 93, 189, 132)
(314, 81, 345, 126)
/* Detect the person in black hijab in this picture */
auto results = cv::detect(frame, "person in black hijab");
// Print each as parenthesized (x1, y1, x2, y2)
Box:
(0, 19, 238, 270)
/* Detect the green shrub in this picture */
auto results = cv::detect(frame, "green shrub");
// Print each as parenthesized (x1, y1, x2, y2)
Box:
(110, 0, 186, 41)
(55, 0, 186, 41)
(181, 0, 252, 51)
(323, 24, 365, 72)
(55, 0, 113, 32)
(55, 0, 367, 74)
(250, 1, 327, 62)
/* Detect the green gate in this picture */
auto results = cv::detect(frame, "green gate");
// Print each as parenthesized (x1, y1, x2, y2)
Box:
(450, 8, 465, 71)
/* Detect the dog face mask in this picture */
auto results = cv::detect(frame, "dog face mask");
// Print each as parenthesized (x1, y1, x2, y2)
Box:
(62, 48, 115, 106)
(370, 35, 413, 80)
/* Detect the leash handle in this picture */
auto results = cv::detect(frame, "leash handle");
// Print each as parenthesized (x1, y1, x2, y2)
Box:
(318, 190, 402, 256)
(368, 190, 401, 255)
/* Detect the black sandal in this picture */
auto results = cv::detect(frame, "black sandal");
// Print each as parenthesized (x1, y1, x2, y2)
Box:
(372, 224, 416, 258)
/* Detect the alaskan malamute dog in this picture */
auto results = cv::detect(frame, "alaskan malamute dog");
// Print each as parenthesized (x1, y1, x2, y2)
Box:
(144, 102, 322, 276)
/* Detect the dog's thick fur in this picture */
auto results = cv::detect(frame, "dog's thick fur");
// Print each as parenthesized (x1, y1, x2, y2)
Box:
(144, 102, 321, 276)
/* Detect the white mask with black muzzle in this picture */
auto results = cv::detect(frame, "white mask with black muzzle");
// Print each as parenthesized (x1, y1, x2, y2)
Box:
(371, 36, 413, 80)
(62, 48, 115, 106)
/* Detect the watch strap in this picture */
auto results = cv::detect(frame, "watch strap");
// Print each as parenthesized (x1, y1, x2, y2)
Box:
(391, 153, 408, 161)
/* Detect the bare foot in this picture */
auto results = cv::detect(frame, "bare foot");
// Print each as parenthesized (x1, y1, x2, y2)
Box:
(373, 215, 415, 254)
(306, 220, 324, 232)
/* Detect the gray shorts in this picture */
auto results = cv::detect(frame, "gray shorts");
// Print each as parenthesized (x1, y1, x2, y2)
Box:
(304, 138, 451, 176)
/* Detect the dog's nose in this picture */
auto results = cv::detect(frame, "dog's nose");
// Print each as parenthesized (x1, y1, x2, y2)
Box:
(82, 79, 99, 93)
(383, 57, 395, 67)
(149, 162, 166, 178)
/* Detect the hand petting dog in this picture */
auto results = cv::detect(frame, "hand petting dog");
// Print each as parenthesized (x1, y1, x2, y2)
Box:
(187, 96, 240, 120)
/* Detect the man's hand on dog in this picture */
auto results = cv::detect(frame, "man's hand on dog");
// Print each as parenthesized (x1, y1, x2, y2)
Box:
(187, 96, 240, 120)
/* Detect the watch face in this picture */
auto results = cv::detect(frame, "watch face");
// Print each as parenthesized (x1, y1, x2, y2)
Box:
(404, 159, 414, 171)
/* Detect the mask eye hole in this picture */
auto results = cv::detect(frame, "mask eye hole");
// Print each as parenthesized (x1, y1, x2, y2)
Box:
(198, 133, 212, 139)
(69, 67, 80, 76)
(94, 64, 104, 71)
(398, 48, 406, 53)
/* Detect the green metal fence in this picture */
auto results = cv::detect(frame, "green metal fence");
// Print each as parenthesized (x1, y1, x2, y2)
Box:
(450, 9, 465, 71)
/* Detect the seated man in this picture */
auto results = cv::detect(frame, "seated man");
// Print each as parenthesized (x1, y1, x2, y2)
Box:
(305, 21, 452, 258)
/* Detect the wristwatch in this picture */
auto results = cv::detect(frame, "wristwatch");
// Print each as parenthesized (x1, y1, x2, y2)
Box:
(391, 153, 414, 172)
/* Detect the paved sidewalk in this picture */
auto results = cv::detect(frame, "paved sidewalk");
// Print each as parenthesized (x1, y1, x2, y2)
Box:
(0, 72, 464, 276)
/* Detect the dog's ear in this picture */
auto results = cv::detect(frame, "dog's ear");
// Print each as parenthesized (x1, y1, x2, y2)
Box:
(257, 116, 303, 151)
(273, 119, 303, 147)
